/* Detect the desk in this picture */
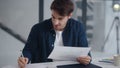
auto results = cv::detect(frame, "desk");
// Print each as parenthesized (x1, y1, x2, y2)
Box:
(26, 60, 120, 68)
(91, 51, 120, 68)
(2, 51, 120, 68)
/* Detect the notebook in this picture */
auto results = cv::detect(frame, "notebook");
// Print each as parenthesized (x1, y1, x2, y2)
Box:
(57, 63, 102, 68)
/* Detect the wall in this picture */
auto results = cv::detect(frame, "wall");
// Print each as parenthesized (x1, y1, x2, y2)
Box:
(44, 0, 53, 20)
(104, 1, 120, 55)
(0, 0, 38, 67)
(90, 1, 105, 52)
(0, 28, 24, 67)
(0, 0, 39, 40)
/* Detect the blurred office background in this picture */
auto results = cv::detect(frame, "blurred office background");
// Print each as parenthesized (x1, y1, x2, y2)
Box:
(0, 0, 120, 67)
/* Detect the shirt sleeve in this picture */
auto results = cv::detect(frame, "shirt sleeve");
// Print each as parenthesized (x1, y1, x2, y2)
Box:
(23, 24, 39, 63)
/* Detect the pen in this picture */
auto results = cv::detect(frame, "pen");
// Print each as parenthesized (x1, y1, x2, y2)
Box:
(99, 60, 113, 63)
(99, 59, 113, 63)
(20, 50, 24, 57)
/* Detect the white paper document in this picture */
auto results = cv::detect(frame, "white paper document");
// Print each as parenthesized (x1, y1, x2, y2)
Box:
(48, 46, 91, 61)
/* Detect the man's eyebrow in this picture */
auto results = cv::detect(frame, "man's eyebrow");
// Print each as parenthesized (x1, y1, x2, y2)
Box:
(52, 14, 63, 19)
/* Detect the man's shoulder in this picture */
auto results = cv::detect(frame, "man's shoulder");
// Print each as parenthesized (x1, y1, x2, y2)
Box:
(32, 19, 51, 31)
(68, 18, 84, 27)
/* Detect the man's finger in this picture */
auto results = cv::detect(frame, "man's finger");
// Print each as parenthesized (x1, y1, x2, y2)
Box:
(18, 59, 26, 68)
(24, 58, 28, 64)
(19, 57, 27, 64)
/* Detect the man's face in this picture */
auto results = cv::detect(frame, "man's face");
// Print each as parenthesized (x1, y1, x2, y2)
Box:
(51, 10, 72, 31)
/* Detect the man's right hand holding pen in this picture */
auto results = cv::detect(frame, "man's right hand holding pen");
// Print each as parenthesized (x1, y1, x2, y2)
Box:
(17, 52, 28, 68)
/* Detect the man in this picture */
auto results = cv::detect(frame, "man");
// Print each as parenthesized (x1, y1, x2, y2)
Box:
(18, 0, 91, 68)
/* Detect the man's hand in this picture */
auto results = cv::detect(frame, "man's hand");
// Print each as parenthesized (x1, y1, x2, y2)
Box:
(77, 56, 91, 65)
(18, 57, 28, 68)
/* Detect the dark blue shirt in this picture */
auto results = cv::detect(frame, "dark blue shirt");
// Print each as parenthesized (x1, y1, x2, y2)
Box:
(23, 18, 89, 63)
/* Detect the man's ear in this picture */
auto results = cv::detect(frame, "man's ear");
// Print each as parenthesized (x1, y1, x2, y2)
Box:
(68, 13, 73, 19)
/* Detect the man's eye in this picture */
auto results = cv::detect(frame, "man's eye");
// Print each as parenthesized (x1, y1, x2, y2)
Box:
(52, 17, 55, 19)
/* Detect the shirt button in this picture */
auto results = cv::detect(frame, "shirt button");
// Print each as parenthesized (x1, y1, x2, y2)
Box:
(53, 34, 55, 37)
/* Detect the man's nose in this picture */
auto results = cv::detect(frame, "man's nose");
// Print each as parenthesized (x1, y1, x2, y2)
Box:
(54, 19, 59, 25)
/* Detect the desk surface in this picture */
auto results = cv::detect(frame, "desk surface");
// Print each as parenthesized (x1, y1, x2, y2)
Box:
(26, 60, 120, 68)
(2, 51, 120, 68)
